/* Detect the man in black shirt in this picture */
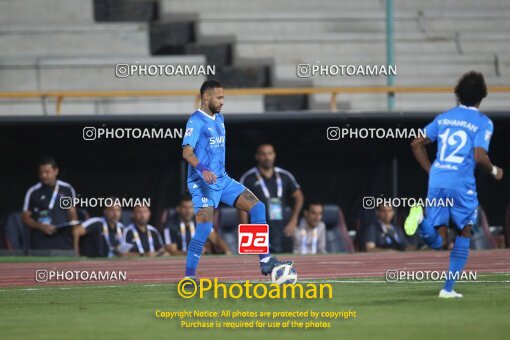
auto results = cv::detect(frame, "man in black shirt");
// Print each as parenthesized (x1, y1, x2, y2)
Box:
(21, 157, 78, 250)
(163, 195, 231, 255)
(73, 203, 125, 257)
(239, 144, 304, 253)
(123, 205, 164, 257)
(365, 204, 408, 252)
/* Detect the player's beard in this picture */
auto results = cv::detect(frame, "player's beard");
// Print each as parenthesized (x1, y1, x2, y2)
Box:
(260, 160, 274, 169)
(210, 102, 221, 113)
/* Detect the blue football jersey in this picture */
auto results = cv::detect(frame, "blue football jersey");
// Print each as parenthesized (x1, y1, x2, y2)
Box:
(425, 105, 493, 191)
(182, 109, 227, 189)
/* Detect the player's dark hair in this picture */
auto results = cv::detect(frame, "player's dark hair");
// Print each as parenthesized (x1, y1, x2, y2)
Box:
(454, 71, 487, 107)
(200, 79, 223, 97)
(304, 200, 323, 211)
(39, 157, 58, 169)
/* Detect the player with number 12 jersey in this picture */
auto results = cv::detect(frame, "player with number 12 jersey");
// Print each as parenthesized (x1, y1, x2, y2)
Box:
(405, 71, 503, 298)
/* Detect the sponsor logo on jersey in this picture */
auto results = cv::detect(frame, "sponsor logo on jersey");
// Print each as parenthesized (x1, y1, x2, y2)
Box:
(485, 130, 492, 142)
(209, 136, 225, 145)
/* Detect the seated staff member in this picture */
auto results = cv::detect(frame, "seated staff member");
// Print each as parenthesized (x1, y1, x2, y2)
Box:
(294, 201, 327, 255)
(123, 205, 164, 257)
(365, 204, 408, 252)
(21, 157, 78, 250)
(73, 203, 125, 257)
(163, 195, 231, 255)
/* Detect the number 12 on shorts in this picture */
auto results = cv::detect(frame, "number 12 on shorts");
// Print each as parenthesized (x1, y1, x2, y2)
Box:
(238, 224, 269, 254)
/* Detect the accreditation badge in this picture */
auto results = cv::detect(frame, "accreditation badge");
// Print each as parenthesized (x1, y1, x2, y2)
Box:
(268, 197, 283, 221)
(37, 210, 52, 225)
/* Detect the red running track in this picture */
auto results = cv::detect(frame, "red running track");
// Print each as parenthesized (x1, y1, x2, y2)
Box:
(1, 249, 509, 288)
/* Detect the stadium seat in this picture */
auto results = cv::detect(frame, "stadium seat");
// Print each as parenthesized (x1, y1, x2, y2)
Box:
(76, 209, 90, 222)
(157, 207, 176, 230)
(355, 209, 377, 252)
(217, 206, 240, 254)
(1, 212, 29, 252)
(471, 206, 498, 249)
(505, 202, 510, 248)
(120, 209, 133, 227)
(322, 205, 355, 253)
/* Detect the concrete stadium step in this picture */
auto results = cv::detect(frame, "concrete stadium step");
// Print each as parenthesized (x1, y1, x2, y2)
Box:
(0, 56, 209, 92)
(309, 92, 510, 112)
(162, 0, 510, 13)
(162, 0, 387, 13)
(0, 0, 93, 25)
(197, 20, 420, 36)
(173, 10, 417, 20)
(187, 9, 510, 20)
(295, 75, 510, 87)
(418, 22, 510, 34)
(271, 53, 501, 65)
(235, 41, 460, 62)
(224, 32, 452, 42)
(0, 24, 150, 57)
(197, 16, 510, 36)
(274, 63, 499, 80)
(94, 0, 158, 22)
(394, 0, 509, 10)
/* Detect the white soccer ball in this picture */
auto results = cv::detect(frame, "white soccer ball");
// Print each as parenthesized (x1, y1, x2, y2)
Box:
(271, 264, 297, 285)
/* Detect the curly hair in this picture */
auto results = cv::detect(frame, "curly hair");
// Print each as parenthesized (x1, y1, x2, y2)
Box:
(454, 71, 487, 107)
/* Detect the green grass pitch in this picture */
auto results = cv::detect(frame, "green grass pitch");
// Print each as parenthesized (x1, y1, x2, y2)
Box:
(1, 274, 509, 340)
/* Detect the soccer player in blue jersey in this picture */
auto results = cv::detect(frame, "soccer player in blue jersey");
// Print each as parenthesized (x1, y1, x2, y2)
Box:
(405, 71, 503, 298)
(181, 79, 292, 280)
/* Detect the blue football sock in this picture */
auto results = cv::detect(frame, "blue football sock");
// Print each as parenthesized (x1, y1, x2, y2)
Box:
(444, 236, 470, 292)
(249, 201, 272, 262)
(185, 221, 213, 277)
(419, 217, 443, 250)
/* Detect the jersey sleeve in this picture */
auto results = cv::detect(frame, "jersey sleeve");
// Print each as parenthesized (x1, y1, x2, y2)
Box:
(364, 222, 377, 244)
(182, 117, 203, 149)
(474, 118, 493, 151)
(152, 228, 164, 251)
(424, 116, 439, 142)
(318, 223, 327, 254)
(63, 184, 76, 200)
(283, 172, 300, 193)
(170, 227, 179, 246)
(123, 229, 135, 246)
(163, 227, 172, 245)
(81, 218, 102, 232)
(22, 189, 35, 212)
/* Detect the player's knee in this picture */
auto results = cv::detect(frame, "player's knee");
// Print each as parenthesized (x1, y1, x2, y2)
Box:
(196, 207, 214, 223)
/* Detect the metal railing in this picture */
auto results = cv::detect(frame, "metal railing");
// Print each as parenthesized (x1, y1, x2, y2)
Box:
(1, 86, 509, 115)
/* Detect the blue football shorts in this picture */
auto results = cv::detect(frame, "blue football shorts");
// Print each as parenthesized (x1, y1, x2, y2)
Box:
(426, 187, 478, 230)
(188, 175, 246, 213)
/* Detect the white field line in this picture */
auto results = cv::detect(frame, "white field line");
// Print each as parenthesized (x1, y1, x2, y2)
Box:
(1, 276, 510, 292)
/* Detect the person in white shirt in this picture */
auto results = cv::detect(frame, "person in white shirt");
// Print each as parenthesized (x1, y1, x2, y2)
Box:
(294, 201, 326, 254)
